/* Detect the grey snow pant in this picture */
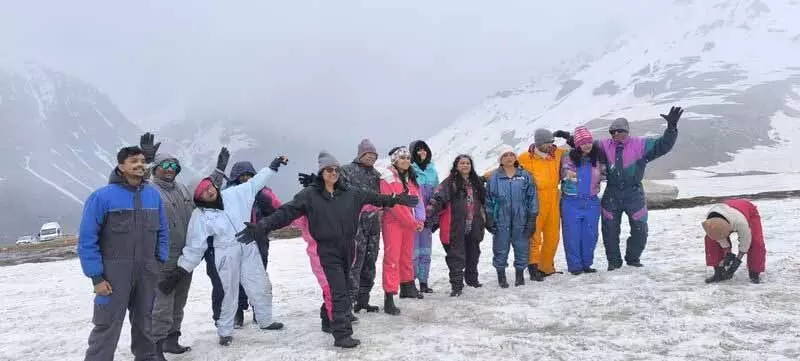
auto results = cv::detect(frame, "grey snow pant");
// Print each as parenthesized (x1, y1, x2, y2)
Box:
(151, 269, 193, 341)
(84, 260, 159, 361)
(349, 225, 380, 306)
(215, 242, 273, 337)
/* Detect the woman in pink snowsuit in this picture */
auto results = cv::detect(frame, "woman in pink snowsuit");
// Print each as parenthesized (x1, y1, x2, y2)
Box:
(379, 146, 426, 316)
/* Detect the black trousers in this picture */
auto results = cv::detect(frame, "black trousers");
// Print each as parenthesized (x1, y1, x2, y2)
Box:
(443, 234, 481, 290)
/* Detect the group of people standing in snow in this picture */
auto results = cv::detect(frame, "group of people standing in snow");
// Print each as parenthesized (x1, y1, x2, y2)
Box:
(76, 105, 769, 360)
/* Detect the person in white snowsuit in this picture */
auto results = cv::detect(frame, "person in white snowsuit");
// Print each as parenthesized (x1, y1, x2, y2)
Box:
(159, 155, 288, 346)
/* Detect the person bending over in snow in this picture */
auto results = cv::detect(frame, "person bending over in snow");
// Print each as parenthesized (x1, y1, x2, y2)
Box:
(702, 199, 766, 284)
(485, 145, 538, 287)
(424, 154, 488, 297)
(158, 155, 289, 347)
(559, 127, 606, 276)
(237, 150, 419, 349)
(517, 129, 569, 281)
(140, 132, 229, 358)
(409, 139, 439, 294)
(339, 139, 383, 313)
(78, 146, 169, 361)
(594, 106, 683, 270)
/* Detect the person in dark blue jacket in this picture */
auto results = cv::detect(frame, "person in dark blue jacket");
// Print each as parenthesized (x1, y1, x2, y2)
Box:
(78, 146, 169, 361)
(484, 146, 538, 288)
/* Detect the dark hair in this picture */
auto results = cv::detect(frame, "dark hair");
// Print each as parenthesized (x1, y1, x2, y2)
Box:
(449, 154, 485, 203)
(410, 141, 432, 170)
(117, 146, 144, 164)
(568, 144, 600, 167)
(393, 164, 417, 192)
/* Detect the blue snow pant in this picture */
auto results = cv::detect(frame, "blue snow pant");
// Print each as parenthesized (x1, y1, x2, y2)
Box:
(492, 224, 529, 271)
(414, 228, 433, 283)
(561, 196, 600, 273)
(601, 186, 648, 267)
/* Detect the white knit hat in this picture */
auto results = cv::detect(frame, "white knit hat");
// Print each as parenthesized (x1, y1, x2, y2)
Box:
(498, 145, 516, 163)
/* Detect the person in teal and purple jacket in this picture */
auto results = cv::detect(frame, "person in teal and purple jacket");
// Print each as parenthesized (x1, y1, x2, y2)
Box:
(409, 140, 439, 293)
(560, 127, 605, 275)
(598, 106, 683, 270)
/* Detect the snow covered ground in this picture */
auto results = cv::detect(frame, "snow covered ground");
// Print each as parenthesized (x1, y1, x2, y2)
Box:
(2, 199, 800, 361)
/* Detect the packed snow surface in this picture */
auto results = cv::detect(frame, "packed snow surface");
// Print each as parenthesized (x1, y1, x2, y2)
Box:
(1, 198, 799, 360)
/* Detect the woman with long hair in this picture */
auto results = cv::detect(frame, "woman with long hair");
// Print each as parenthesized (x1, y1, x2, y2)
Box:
(560, 126, 605, 275)
(424, 154, 487, 297)
(379, 146, 426, 315)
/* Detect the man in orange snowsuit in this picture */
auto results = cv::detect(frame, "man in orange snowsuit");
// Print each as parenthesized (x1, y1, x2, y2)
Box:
(518, 129, 568, 281)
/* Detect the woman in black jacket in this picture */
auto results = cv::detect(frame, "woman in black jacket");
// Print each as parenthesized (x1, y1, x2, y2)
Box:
(424, 154, 488, 297)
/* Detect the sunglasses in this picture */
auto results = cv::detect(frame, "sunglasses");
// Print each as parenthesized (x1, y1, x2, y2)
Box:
(159, 162, 180, 171)
(323, 167, 340, 174)
(610, 129, 629, 135)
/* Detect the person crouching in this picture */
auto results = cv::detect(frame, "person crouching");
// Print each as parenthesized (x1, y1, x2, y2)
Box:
(702, 199, 766, 284)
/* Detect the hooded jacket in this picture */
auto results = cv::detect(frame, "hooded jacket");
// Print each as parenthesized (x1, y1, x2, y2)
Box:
(177, 166, 275, 272)
(78, 169, 169, 284)
(409, 140, 439, 203)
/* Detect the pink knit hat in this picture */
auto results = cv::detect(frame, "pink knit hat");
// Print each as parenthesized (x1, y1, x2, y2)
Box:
(573, 126, 593, 147)
(194, 178, 214, 200)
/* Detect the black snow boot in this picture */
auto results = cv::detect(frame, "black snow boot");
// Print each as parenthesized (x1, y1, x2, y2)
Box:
(154, 340, 168, 361)
(570, 270, 583, 276)
(626, 261, 644, 267)
(334, 336, 361, 349)
(384, 293, 401, 315)
(705, 266, 726, 284)
(515, 269, 525, 286)
(321, 318, 332, 333)
(749, 271, 761, 284)
(234, 308, 244, 329)
(354, 302, 379, 313)
(607, 263, 622, 271)
(419, 282, 434, 293)
(399, 282, 423, 299)
(219, 336, 233, 346)
(161, 332, 191, 354)
(528, 264, 544, 282)
(261, 322, 284, 330)
(465, 279, 483, 288)
(497, 269, 509, 288)
(583, 267, 598, 273)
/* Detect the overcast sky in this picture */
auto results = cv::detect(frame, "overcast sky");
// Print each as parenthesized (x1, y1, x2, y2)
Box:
(0, 0, 666, 148)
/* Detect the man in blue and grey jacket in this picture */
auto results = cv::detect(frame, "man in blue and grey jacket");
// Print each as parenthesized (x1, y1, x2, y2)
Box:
(78, 145, 169, 361)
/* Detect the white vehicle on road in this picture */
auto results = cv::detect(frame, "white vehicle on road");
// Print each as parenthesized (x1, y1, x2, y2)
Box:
(38, 222, 62, 242)
(15, 235, 37, 245)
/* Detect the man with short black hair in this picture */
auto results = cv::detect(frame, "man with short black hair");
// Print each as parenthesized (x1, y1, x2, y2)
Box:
(78, 145, 169, 361)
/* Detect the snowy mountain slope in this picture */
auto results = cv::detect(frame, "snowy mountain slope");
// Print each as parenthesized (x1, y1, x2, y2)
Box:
(0, 59, 141, 243)
(2, 197, 799, 360)
(428, 0, 800, 180)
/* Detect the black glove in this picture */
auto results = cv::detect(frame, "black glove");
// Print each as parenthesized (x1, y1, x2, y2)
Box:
(158, 267, 190, 294)
(269, 156, 289, 172)
(298, 172, 318, 188)
(235, 221, 265, 243)
(216, 147, 230, 172)
(720, 252, 737, 268)
(553, 130, 571, 139)
(524, 215, 537, 238)
(139, 132, 161, 164)
(660, 106, 683, 130)
(722, 256, 742, 279)
(394, 191, 419, 207)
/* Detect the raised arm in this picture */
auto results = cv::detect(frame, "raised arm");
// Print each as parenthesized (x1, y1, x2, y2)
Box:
(257, 190, 309, 232)
(644, 106, 683, 162)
